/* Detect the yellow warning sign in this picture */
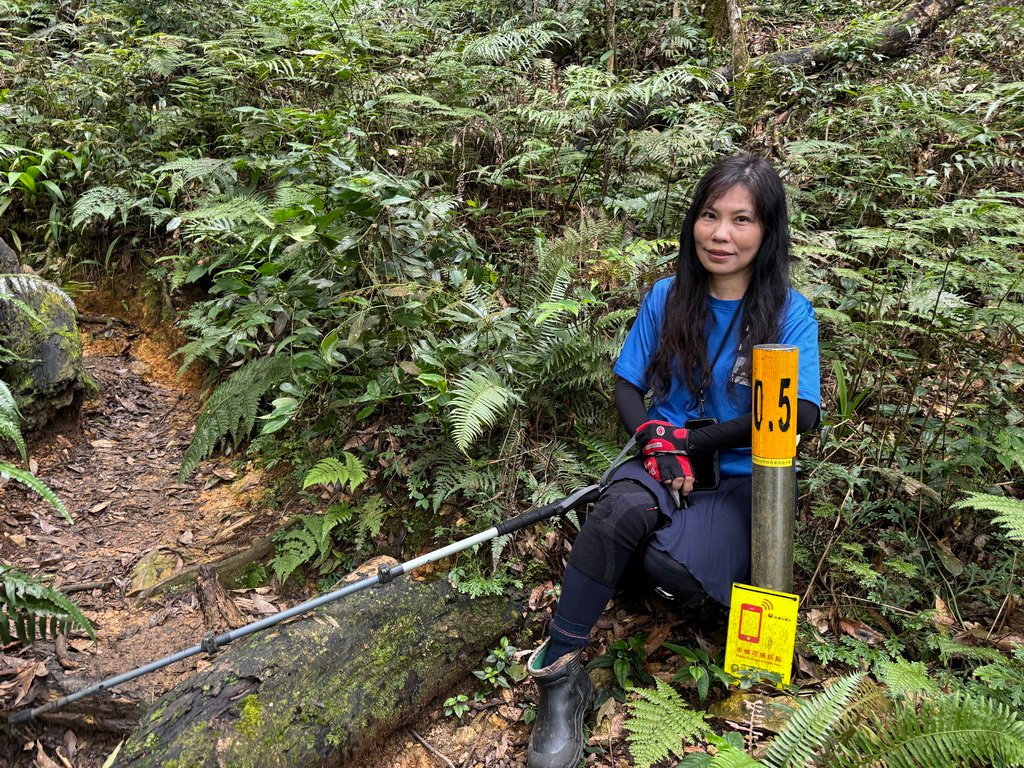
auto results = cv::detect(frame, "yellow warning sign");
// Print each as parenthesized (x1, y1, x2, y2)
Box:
(724, 583, 800, 686)
(751, 345, 799, 462)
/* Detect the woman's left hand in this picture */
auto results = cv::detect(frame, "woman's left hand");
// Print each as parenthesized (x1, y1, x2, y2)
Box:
(665, 475, 695, 495)
(635, 420, 695, 492)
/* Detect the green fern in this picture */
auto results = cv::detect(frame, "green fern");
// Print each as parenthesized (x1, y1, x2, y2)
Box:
(0, 379, 26, 462)
(446, 367, 520, 452)
(352, 495, 387, 550)
(270, 495, 388, 582)
(71, 185, 134, 229)
(699, 674, 1024, 768)
(953, 492, 1024, 543)
(760, 673, 872, 768)
(625, 678, 712, 768)
(0, 565, 94, 645)
(302, 453, 368, 493)
(153, 156, 238, 197)
(178, 354, 294, 480)
(682, 748, 759, 768)
(830, 693, 1024, 768)
(270, 502, 354, 583)
(0, 463, 72, 523)
(873, 658, 940, 699)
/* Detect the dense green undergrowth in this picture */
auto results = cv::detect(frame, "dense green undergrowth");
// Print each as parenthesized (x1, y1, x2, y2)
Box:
(2, 0, 1024, 755)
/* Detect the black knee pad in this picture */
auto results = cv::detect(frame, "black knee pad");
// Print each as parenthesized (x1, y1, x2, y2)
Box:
(570, 482, 661, 586)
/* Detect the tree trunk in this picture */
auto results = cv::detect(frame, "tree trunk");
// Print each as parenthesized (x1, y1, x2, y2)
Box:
(113, 575, 524, 767)
(726, 0, 748, 75)
(606, 0, 617, 73)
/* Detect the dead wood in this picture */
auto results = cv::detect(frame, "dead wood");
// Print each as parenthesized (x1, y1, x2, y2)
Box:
(31, 658, 149, 734)
(114, 575, 524, 767)
(196, 566, 246, 631)
(136, 534, 275, 599)
(720, 0, 966, 81)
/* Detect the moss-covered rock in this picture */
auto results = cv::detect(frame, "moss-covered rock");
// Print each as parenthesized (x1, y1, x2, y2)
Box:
(0, 271, 89, 427)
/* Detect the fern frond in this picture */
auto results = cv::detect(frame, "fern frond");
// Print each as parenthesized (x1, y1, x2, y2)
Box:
(831, 693, 1024, 768)
(0, 379, 20, 417)
(354, 496, 386, 548)
(178, 355, 293, 479)
(461, 21, 566, 69)
(873, 658, 940, 699)
(0, 463, 71, 522)
(153, 157, 238, 197)
(0, 412, 27, 463)
(761, 673, 869, 768)
(625, 678, 711, 768)
(270, 501, 364, 582)
(953, 492, 1024, 543)
(0, 565, 94, 645)
(575, 433, 621, 477)
(490, 533, 511, 567)
(447, 367, 520, 452)
(302, 452, 368, 492)
(71, 185, 133, 229)
(270, 522, 318, 584)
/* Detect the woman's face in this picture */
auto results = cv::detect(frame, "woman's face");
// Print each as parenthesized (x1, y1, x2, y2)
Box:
(692, 184, 764, 297)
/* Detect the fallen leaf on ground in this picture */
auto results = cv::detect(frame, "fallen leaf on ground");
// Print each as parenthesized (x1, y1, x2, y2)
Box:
(933, 594, 957, 629)
(838, 617, 885, 645)
(248, 595, 279, 615)
(12, 661, 48, 707)
(101, 740, 123, 768)
(34, 741, 60, 768)
(592, 696, 618, 737)
(644, 623, 673, 657)
(34, 516, 58, 535)
(528, 581, 555, 611)
(62, 730, 77, 760)
(993, 633, 1024, 652)
(806, 608, 830, 634)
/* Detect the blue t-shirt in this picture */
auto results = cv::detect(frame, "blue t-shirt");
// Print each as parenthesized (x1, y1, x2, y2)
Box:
(613, 277, 821, 478)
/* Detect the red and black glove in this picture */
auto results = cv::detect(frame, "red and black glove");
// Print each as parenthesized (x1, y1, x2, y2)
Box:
(634, 420, 692, 483)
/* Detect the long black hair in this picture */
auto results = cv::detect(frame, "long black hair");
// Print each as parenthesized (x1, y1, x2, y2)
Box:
(646, 154, 791, 402)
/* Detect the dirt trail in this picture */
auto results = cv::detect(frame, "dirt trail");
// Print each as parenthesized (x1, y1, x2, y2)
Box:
(0, 320, 699, 768)
(0, 322, 289, 766)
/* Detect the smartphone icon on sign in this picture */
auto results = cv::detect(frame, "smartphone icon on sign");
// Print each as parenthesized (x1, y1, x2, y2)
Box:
(738, 604, 763, 643)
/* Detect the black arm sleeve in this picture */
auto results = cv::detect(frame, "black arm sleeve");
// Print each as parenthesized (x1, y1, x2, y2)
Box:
(686, 399, 821, 451)
(614, 378, 650, 434)
(614, 377, 820, 449)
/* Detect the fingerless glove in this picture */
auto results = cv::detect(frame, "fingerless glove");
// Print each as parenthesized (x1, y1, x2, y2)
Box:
(634, 420, 693, 483)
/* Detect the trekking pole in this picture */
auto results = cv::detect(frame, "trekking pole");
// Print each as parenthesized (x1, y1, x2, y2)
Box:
(9, 440, 634, 726)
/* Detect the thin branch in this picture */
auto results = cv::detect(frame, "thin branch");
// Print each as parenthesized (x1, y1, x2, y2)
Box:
(411, 729, 456, 768)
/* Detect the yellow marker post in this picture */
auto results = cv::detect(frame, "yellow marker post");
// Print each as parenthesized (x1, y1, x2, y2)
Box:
(724, 583, 800, 685)
(750, 344, 799, 594)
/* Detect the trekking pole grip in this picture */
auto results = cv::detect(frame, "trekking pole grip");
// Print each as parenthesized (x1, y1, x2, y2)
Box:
(496, 484, 602, 536)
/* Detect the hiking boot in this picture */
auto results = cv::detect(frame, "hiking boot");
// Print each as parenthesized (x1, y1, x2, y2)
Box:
(526, 640, 594, 768)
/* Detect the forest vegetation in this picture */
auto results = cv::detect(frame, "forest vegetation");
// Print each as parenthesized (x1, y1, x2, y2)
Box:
(2, 0, 1024, 761)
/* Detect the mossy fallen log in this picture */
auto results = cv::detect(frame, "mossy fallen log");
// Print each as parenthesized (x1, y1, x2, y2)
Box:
(720, 0, 966, 81)
(114, 574, 523, 767)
